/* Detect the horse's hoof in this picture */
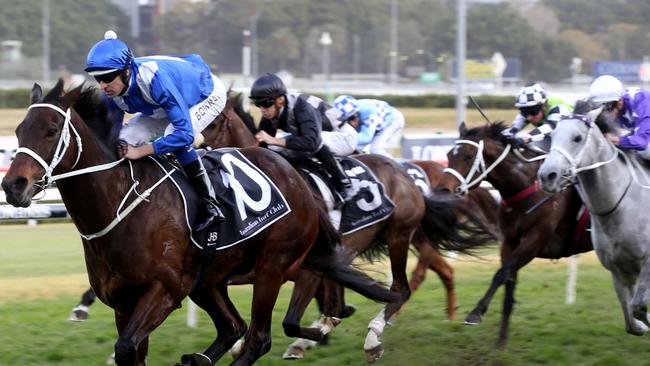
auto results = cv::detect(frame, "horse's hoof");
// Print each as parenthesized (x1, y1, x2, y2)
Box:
(105, 352, 115, 365)
(68, 309, 89, 322)
(318, 333, 330, 346)
(463, 313, 482, 325)
(339, 304, 357, 318)
(282, 346, 305, 359)
(179, 353, 212, 366)
(365, 345, 384, 363)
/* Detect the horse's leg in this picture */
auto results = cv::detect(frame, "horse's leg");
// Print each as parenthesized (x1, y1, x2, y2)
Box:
(282, 272, 340, 360)
(113, 282, 178, 366)
(68, 287, 96, 321)
(411, 234, 457, 320)
(631, 259, 650, 328)
(464, 239, 534, 325)
(230, 271, 285, 366)
(178, 282, 247, 366)
(611, 270, 649, 336)
(497, 271, 518, 348)
(364, 232, 411, 363)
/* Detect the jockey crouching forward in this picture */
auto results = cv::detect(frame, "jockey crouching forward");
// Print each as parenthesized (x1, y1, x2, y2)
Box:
(250, 73, 356, 201)
(85, 30, 225, 231)
(502, 82, 572, 150)
(332, 95, 405, 158)
(589, 75, 650, 159)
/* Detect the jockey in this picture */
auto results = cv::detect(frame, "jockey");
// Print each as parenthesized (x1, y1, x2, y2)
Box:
(332, 95, 405, 158)
(502, 83, 572, 145)
(589, 74, 650, 158)
(250, 73, 356, 201)
(85, 30, 226, 231)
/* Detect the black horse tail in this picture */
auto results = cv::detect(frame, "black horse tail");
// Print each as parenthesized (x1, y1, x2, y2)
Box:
(301, 200, 399, 304)
(420, 193, 497, 255)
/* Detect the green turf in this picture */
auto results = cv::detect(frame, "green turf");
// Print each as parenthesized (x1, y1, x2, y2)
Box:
(1, 223, 648, 365)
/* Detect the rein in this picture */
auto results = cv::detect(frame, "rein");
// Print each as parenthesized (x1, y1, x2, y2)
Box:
(15, 102, 176, 240)
(443, 139, 511, 195)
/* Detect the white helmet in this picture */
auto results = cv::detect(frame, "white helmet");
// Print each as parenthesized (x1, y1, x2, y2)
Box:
(514, 83, 547, 107)
(589, 75, 624, 104)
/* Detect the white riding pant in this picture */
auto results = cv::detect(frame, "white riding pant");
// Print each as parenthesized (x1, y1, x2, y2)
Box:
(119, 75, 226, 147)
(322, 123, 358, 156)
(368, 109, 405, 158)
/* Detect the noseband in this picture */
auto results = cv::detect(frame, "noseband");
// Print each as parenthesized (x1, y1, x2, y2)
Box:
(443, 139, 511, 195)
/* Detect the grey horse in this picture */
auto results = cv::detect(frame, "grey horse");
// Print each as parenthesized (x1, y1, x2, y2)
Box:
(538, 108, 650, 336)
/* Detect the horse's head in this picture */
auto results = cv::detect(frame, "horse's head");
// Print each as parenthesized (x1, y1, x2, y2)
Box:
(539, 109, 611, 193)
(435, 121, 511, 196)
(201, 91, 257, 149)
(1, 79, 87, 207)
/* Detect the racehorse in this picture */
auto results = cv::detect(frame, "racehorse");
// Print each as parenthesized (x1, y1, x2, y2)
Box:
(201, 93, 495, 361)
(538, 109, 650, 336)
(435, 120, 593, 347)
(0, 80, 398, 366)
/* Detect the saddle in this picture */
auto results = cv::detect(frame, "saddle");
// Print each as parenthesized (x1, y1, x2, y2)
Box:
(152, 149, 291, 252)
(278, 151, 394, 235)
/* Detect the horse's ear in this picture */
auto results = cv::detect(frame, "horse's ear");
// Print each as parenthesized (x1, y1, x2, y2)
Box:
(459, 121, 468, 136)
(30, 83, 43, 104)
(585, 106, 604, 123)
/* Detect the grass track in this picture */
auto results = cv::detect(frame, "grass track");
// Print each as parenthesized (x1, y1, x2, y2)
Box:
(1, 223, 649, 365)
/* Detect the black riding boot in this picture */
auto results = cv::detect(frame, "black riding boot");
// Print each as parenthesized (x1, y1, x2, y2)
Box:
(314, 145, 355, 201)
(184, 158, 226, 231)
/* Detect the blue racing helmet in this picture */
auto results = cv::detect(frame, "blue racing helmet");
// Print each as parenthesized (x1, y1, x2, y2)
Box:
(333, 95, 359, 121)
(85, 30, 132, 75)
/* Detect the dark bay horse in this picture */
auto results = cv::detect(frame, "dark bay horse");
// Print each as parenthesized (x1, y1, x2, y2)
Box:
(1, 80, 397, 366)
(435, 121, 593, 347)
(201, 93, 495, 362)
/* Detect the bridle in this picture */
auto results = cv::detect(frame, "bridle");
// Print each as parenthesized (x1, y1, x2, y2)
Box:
(443, 139, 511, 196)
(15, 103, 123, 188)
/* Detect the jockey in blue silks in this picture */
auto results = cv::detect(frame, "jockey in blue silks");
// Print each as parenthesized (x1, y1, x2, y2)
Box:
(590, 74, 650, 159)
(332, 95, 405, 158)
(85, 30, 226, 231)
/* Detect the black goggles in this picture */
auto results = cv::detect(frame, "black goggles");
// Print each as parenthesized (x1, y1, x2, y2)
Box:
(519, 105, 543, 117)
(253, 98, 276, 108)
(603, 101, 618, 112)
(93, 70, 123, 84)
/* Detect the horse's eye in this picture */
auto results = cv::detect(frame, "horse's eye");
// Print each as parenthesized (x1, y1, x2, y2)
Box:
(572, 135, 582, 143)
(46, 127, 58, 137)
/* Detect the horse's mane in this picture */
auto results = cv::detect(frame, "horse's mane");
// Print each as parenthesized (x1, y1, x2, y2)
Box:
(42, 81, 119, 159)
(463, 121, 508, 143)
(229, 91, 257, 134)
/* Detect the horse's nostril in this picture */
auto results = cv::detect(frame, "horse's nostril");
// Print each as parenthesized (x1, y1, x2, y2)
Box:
(434, 186, 451, 194)
(2, 176, 28, 195)
(547, 172, 557, 182)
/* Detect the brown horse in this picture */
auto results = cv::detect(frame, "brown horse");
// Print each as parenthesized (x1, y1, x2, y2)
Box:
(201, 93, 495, 362)
(0, 80, 398, 366)
(407, 160, 501, 320)
(434, 121, 593, 347)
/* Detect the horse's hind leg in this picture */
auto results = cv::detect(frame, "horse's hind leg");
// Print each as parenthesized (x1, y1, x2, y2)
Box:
(178, 282, 247, 366)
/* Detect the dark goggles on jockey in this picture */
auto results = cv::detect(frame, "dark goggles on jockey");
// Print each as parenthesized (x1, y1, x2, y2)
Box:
(252, 97, 276, 108)
(603, 101, 618, 112)
(93, 69, 123, 84)
(519, 104, 543, 117)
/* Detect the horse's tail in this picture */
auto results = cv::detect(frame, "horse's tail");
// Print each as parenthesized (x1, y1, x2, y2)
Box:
(301, 200, 399, 304)
(420, 193, 497, 255)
